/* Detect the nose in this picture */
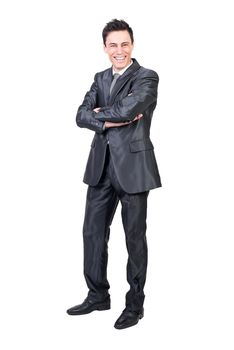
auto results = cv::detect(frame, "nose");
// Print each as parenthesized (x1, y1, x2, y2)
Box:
(116, 45, 123, 54)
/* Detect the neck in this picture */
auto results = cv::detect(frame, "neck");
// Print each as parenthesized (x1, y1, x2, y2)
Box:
(113, 60, 133, 74)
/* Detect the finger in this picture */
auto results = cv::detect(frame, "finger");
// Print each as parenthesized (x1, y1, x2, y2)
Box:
(93, 107, 101, 113)
(134, 114, 143, 121)
(137, 113, 143, 119)
(133, 114, 143, 122)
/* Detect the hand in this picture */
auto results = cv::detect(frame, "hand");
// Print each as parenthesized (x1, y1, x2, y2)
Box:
(105, 113, 143, 129)
(132, 114, 143, 122)
(93, 107, 101, 113)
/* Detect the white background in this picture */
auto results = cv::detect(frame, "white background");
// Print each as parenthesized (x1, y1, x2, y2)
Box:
(0, 0, 233, 349)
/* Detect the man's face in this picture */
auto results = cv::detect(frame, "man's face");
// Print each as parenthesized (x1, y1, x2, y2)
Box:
(104, 30, 134, 72)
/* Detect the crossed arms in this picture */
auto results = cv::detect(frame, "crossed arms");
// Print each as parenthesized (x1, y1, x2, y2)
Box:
(76, 70, 158, 133)
(93, 107, 143, 129)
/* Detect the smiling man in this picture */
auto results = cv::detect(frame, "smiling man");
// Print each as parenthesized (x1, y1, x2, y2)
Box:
(67, 19, 162, 330)
(104, 30, 133, 71)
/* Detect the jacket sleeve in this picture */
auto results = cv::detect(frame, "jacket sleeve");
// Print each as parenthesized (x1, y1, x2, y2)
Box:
(95, 70, 159, 123)
(76, 74, 105, 133)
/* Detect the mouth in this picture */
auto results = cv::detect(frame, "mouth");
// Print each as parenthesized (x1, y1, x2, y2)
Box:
(114, 56, 126, 62)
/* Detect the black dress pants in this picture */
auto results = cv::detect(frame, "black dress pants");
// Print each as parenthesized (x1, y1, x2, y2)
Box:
(82, 146, 149, 312)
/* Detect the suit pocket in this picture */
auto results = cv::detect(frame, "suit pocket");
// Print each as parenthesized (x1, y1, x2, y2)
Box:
(129, 138, 154, 152)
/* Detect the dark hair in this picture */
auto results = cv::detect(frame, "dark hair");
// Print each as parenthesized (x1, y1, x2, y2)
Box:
(102, 19, 134, 46)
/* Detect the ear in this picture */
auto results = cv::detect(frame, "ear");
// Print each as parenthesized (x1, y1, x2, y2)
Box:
(103, 44, 108, 53)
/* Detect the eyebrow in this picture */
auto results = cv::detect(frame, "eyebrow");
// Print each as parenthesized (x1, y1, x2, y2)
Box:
(108, 41, 130, 46)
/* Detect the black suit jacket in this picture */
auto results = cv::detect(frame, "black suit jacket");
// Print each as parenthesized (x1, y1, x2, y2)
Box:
(76, 59, 162, 194)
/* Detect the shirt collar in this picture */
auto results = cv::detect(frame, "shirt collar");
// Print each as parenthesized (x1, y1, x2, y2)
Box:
(112, 60, 133, 76)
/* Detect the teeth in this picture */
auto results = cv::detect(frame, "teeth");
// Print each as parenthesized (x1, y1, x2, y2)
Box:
(115, 57, 125, 61)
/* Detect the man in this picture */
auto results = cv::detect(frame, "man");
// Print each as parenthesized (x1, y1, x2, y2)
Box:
(67, 19, 161, 329)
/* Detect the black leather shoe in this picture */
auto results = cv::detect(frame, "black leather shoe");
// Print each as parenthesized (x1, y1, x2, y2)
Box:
(67, 297, 110, 315)
(114, 308, 144, 329)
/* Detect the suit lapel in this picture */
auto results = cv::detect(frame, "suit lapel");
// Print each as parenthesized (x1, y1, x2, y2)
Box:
(109, 59, 141, 105)
(102, 68, 112, 105)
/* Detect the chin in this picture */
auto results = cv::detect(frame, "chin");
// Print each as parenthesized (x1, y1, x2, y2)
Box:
(114, 63, 127, 70)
